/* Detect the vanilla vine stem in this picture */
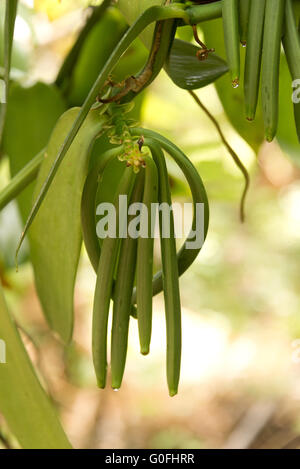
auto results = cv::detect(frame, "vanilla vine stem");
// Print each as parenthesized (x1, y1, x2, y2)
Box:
(14, 4, 186, 262)
(0, 2, 222, 219)
(10, 2, 222, 262)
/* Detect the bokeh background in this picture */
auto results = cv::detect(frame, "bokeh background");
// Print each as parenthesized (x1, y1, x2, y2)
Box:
(1, 0, 300, 449)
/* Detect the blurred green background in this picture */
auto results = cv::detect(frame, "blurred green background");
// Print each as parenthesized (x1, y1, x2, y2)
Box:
(1, 0, 300, 449)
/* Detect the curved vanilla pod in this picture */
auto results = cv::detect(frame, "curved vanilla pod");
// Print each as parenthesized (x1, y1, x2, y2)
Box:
(223, 0, 240, 86)
(81, 145, 138, 321)
(136, 154, 158, 355)
(146, 139, 181, 397)
(87, 129, 209, 305)
(282, 0, 300, 82)
(81, 146, 124, 272)
(244, 0, 266, 120)
(239, 0, 250, 45)
(261, 0, 286, 141)
(111, 171, 145, 390)
(93, 166, 136, 388)
(131, 128, 209, 302)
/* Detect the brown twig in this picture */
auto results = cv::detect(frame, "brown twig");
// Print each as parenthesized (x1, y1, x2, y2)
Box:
(192, 24, 215, 60)
(188, 90, 250, 222)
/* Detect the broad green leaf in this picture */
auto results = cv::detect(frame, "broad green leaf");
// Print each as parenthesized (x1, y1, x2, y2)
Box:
(201, 18, 265, 153)
(165, 39, 228, 90)
(67, 8, 128, 106)
(0, 283, 72, 449)
(3, 82, 66, 222)
(30, 108, 105, 343)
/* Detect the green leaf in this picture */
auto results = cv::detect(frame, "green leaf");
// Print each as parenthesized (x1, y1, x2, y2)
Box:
(2, 82, 66, 222)
(201, 18, 265, 153)
(165, 39, 228, 90)
(0, 283, 72, 449)
(30, 108, 104, 343)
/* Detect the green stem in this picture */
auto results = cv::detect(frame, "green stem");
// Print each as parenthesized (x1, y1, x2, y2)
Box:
(0, 150, 44, 211)
(184, 1, 223, 25)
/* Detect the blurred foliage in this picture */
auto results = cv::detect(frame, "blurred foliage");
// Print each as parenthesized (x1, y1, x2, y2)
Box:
(0, 0, 300, 449)
(34, 0, 103, 20)
(3, 82, 66, 222)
